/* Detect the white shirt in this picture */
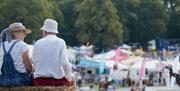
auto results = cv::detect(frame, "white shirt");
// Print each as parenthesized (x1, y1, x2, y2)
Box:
(163, 68, 170, 78)
(32, 35, 72, 79)
(0, 40, 29, 74)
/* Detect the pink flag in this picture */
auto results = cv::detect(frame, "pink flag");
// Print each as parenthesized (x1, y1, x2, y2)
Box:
(139, 57, 147, 78)
(112, 48, 128, 63)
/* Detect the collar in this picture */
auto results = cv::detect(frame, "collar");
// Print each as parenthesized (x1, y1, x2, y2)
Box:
(45, 34, 57, 38)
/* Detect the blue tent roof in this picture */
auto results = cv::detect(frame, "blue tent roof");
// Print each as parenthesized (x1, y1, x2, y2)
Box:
(76, 59, 105, 74)
(76, 59, 101, 68)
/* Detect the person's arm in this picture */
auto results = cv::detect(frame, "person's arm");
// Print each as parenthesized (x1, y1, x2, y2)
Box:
(23, 50, 33, 73)
(60, 41, 73, 81)
(32, 43, 37, 67)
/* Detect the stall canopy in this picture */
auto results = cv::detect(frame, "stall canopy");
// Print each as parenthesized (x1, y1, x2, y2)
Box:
(76, 59, 105, 74)
(121, 44, 131, 50)
(104, 60, 128, 69)
(92, 48, 129, 62)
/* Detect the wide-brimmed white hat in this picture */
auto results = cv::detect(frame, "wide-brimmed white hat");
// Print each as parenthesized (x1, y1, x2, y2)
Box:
(9, 22, 31, 34)
(40, 19, 59, 33)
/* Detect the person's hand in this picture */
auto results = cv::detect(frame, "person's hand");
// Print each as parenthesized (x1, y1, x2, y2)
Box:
(66, 77, 72, 82)
(66, 73, 76, 83)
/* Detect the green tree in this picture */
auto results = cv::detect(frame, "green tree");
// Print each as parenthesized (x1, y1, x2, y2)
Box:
(112, 0, 140, 43)
(167, 11, 180, 39)
(0, 0, 63, 43)
(76, 0, 124, 51)
(135, 0, 168, 41)
(55, 0, 81, 46)
(165, 0, 180, 39)
(114, 0, 169, 47)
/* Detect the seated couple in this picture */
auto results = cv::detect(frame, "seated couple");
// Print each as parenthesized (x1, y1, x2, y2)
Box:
(0, 19, 74, 87)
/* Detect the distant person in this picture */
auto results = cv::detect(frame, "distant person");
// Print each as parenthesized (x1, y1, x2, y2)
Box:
(130, 81, 136, 91)
(172, 70, 180, 86)
(88, 84, 96, 91)
(86, 42, 94, 57)
(158, 72, 163, 86)
(0, 23, 33, 86)
(80, 41, 94, 57)
(99, 76, 110, 91)
(32, 19, 74, 86)
(148, 73, 154, 86)
(162, 66, 170, 86)
(142, 80, 147, 91)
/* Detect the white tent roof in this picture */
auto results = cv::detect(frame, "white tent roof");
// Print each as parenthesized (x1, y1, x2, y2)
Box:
(131, 60, 159, 70)
(92, 49, 133, 60)
(104, 60, 128, 69)
(120, 49, 133, 55)
(131, 60, 179, 71)
(121, 44, 131, 49)
(92, 50, 115, 60)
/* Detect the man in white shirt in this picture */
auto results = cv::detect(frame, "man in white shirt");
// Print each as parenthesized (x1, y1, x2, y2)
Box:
(32, 19, 74, 86)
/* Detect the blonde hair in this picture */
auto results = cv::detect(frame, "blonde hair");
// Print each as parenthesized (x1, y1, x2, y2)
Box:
(11, 30, 24, 39)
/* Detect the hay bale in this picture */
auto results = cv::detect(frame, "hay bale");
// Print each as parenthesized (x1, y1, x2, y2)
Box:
(0, 82, 76, 91)
(0, 86, 76, 91)
(0, 81, 76, 91)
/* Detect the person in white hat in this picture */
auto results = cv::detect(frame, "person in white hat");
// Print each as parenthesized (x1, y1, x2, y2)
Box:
(0, 22, 33, 86)
(32, 19, 74, 86)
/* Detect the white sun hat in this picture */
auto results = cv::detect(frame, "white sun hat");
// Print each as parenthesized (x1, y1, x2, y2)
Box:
(40, 19, 59, 33)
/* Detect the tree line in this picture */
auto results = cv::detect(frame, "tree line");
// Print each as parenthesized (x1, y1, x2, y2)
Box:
(0, 0, 180, 52)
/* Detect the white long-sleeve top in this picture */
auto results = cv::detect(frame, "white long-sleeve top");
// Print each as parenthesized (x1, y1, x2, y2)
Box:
(32, 35, 72, 79)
